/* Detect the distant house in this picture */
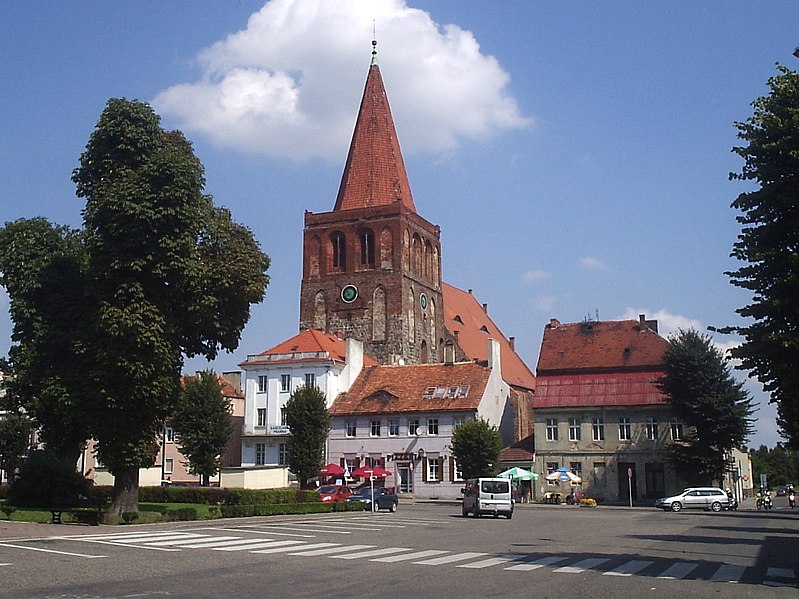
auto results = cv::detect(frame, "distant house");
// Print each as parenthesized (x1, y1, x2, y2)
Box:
(328, 338, 510, 500)
(533, 315, 680, 503)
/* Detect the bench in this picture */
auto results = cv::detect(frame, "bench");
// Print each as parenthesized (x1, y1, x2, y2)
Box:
(50, 497, 105, 526)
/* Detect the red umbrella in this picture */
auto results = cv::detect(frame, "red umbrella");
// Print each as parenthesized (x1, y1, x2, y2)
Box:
(319, 463, 345, 476)
(352, 465, 392, 478)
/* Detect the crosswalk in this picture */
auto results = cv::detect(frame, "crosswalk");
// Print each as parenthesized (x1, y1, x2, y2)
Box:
(48, 529, 794, 588)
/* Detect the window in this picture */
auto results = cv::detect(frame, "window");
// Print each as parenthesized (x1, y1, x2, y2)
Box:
(670, 417, 683, 440)
(426, 458, 440, 482)
(427, 418, 439, 436)
(280, 407, 287, 426)
(255, 443, 266, 466)
(331, 232, 346, 270)
(388, 419, 399, 436)
(257, 408, 267, 427)
(570, 462, 582, 479)
(452, 416, 464, 429)
(592, 418, 605, 441)
(546, 418, 558, 441)
(164, 427, 174, 443)
(646, 417, 659, 440)
(618, 417, 631, 441)
(164, 458, 174, 475)
(280, 374, 291, 393)
(278, 443, 288, 465)
(305, 373, 315, 388)
(452, 458, 464, 482)
(346, 421, 357, 437)
(257, 375, 268, 393)
(407, 418, 420, 436)
(546, 462, 559, 475)
(359, 230, 375, 268)
(370, 420, 381, 437)
(593, 462, 606, 485)
(568, 418, 581, 441)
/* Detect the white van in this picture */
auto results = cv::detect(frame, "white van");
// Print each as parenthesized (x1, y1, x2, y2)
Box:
(461, 478, 513, 519)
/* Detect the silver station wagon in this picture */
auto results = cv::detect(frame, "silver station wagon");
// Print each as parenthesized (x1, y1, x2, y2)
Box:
(655, 487, 730, 512)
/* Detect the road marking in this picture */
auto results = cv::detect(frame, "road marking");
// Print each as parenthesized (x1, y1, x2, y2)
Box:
(81, 532, 200, 541)
(766, 567, 794, 579)
(414, 552, 488, 565)
(554, 558, 609, 573)
(603, 560, 654, 576)
(289, 544, 374, 556)
(142, 536, 240, 547)
(213, 526, 316, 538)
(169, 538, 275, 549)
(247, 525, 352, 535)
(215, 540, 306, 552)
(371, 549, 447, 562)
(657, 561, 697, 580)
(710, 564, 745, 583)
(0, 542, 106, 559)
(506, 556, 567, 571)
(457, 554, 526, 569)
(251, 542, 338, 554)
(331, 547, 412, 560)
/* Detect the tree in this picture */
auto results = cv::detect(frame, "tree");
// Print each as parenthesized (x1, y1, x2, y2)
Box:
(284, 385, 330, 489)
(450, 418, 502, 480)
(0, 412, 33, 484)
(1, 98, 270, 516)
(658, 329, 755, 484)
(724, 64, 799, 448)
(749, 444, 799, 488)
(171, 371, 234, 486)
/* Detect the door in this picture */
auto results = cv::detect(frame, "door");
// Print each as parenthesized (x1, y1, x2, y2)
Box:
(618, 462, 637, 501)
(397, 463, 413, 494)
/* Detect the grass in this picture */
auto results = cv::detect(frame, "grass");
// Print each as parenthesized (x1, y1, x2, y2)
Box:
(0, 500, 222, 525)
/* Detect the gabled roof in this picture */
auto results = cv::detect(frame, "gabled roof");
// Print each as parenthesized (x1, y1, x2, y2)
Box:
(500, 434, 534, 462)
(536, 318, 667, 374)
(333, 60, 416, 213)
(240, 329, 379, 368)
(442, 283, 535, 391)
(330, 361, 491, 416)
(533, 371, 667, 408)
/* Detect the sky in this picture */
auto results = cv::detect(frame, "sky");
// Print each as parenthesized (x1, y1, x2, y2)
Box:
(2, 1, 797, 450)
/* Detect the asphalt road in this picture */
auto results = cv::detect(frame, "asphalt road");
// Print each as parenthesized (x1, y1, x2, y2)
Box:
(1, 499, 797, 599)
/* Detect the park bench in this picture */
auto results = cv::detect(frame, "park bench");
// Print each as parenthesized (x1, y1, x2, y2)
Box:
(49, 496, 105, 526)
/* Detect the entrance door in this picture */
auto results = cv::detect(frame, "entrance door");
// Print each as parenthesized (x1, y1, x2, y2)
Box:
(397, 463, 413, 494)
(618, 462, 637, 501)
(645, 463, 665, 499)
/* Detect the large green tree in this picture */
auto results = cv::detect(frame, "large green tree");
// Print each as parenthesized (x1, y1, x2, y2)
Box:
(658, 329, 755, 484)
(0, 412, 33, 484)
(284, 385, 330, 489)
(171, 371, 234, 486)
(1, 98, 270, 515)
(750, 444, 799, 488)
(724, 64, 799, 448)
(450, 418, 502, 480)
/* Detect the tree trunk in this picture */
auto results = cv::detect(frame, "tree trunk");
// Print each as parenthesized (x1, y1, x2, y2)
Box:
(108, 466, 139, 517)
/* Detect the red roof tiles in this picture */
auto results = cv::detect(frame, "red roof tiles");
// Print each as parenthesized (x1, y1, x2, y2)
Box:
(241, 329, 378, 367)
(333, 64, 416, 213)
(533, 371, 667, 408)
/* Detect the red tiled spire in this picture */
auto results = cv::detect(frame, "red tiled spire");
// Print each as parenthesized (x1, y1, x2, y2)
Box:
(333, 46, 416, 212)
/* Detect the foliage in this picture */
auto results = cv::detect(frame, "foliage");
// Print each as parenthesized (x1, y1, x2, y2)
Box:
(450, 418, 502, 479)
(171, 370, 234, 485)
(658, 329, 755, 484)
(723, 64, 799, 448)
(5, 450, 92, 507)
(284, 385, 331, 489)
(749, 444, 799, 487)
(0, 411, 33, 482)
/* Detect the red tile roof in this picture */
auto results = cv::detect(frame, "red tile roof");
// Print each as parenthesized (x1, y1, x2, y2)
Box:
(333, 63, 416, 213)
(500, 434, 534, 462)
(330, 361, 491, 416)
(536, 318, 667, 373)
(442, 283, 535, 391)
(240, 329, 379, 367)
(533, 371, 667, 408)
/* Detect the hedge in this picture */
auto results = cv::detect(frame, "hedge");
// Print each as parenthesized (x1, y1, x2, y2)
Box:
(221, 501, 362, 518)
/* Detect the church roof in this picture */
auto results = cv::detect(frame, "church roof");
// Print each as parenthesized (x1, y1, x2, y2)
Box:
(240, 329, 379, 367)
(330, 361, 490, 416)
(333, 56, 416, 213)
(442, 283, 536, 391)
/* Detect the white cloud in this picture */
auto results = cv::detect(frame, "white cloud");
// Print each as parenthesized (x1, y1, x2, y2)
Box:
(152, 0, 531, 161)
(522, 269, 550, 282)
(535, 295, 558, 312)
(580, 256, 608, 271)
(618, 307, 702, 338)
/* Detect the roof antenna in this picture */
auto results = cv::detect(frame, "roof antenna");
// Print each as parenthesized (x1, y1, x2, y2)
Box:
(371, 22, 378, 66)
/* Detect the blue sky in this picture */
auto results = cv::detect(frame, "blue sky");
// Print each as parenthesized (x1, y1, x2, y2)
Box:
(2, 1, 797, 449)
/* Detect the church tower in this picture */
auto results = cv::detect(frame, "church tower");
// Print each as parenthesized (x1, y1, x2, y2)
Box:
(299, 42, 450, 365)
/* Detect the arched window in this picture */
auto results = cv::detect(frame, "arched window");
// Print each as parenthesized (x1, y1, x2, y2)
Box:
(429, 298, 436, 343)
(407, 287, 415, 343)
(331, 232, 346, 271)
(412, 234, 422, 275)
(380, 227, 393, 270)
(432, 246, 440, 285)
(359, 229, 375, 269)
(372, 286, 386, 341)
(403, 229, 411, 271)
(420, 340, 428, 364)
(308, 235, 321, 278)
(314, 291, 327, 331)
(424, 240, 433, 279)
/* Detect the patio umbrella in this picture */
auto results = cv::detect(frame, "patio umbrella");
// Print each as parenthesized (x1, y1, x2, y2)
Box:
(319, 463, 345, 477)
(498, 466, 538, 481)
(545, 466, 582, 484)
(351, 465, 393, 512)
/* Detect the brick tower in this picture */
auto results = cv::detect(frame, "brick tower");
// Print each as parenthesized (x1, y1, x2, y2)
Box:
(299, 43, 451, 365)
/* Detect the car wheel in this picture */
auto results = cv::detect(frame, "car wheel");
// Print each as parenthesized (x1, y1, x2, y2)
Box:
(671, 502, 682, 512)
(711, 501, 722, 512)
(506, 512, 513, 520)
(389, 502, 397, 513)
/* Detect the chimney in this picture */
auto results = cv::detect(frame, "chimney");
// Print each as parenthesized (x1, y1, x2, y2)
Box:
(482, 303, 488, 313)
(343, 338, 364, 390)
(549, 318, 561, 329)
(487, 338, 501, 371)
(509, 336, 515, 351)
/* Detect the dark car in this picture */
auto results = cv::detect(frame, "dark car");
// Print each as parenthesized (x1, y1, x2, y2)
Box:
(316, 484, 354, 503)
(346, 486, 398, 512)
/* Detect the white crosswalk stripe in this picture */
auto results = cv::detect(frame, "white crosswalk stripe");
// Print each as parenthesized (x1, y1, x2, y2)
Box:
(457, 554, 526, 569)
(413, 552, 488, 565)
(252, 542, 339, 554)
(213, 540, 305, 551)
(505, 555, 567, 571)
(142, 535, 240, 547)
(331, 547, 412, 560)
(710, 564, 746, 583)
(371, 549, 447, 562)
(604, 560, 654, 577)
(657, 561, 697, 580)
(289, 544, 374, 556)
(554, 557, 610, 573)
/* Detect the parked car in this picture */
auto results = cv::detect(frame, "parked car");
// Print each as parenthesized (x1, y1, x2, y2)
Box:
(461, 477, 513, 519)
(776, 485, 794, 497)
(655, 487, 730, 512)
(316, 484, 354, 503)
(346, 487, 399, 512)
